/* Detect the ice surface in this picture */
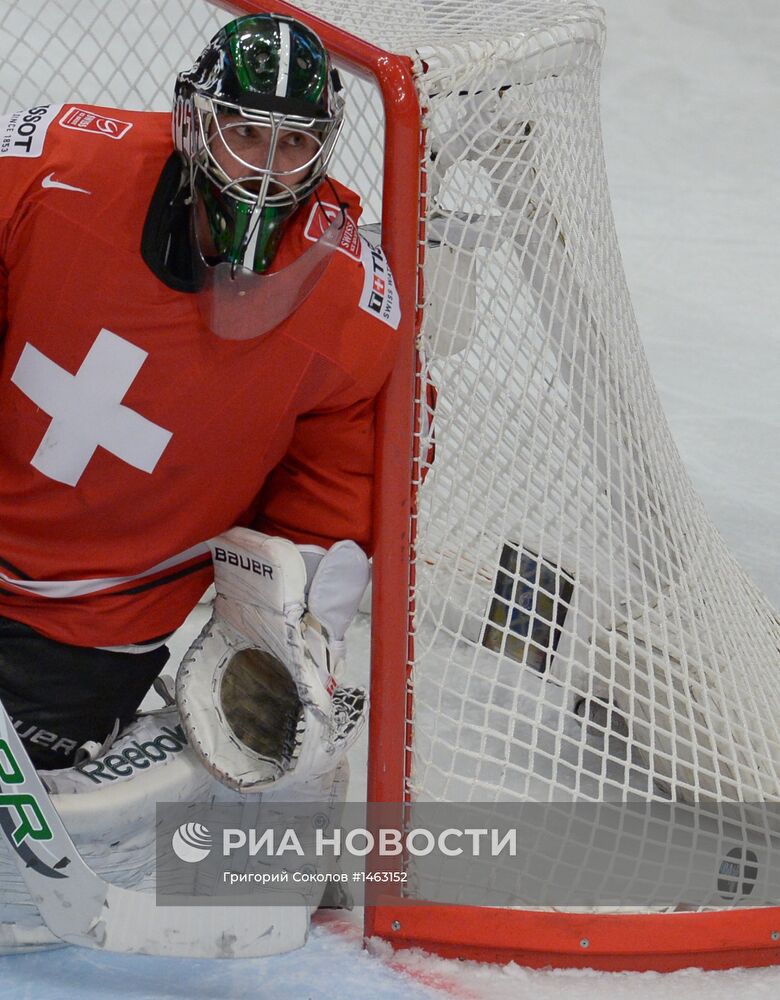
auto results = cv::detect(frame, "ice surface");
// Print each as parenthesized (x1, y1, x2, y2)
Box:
(0, 919, 443, 1000)
(5, 0, 778, 995)
(599, 0, 779, 609)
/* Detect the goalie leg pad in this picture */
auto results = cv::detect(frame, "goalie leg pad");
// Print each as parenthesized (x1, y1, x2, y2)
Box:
(0, 701, 351, 954)
(0, 706, 212, 953)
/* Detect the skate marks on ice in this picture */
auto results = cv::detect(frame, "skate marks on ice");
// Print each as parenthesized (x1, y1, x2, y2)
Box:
(1, 913, 447, 1000)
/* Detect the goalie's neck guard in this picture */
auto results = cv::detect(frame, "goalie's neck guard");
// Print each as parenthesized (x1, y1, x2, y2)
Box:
(191, 200, 346, 340)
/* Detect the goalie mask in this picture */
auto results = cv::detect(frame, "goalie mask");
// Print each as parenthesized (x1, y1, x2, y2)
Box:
(173, 14, 346, 338)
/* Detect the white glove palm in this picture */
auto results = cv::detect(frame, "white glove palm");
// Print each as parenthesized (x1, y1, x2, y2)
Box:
(176, 528, 369, 792)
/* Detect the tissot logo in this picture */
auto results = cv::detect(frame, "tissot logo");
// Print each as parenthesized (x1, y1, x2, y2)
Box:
(0, 104, 61, 158)
(366, 244, 387, 315)
(357, 236, 401, 329)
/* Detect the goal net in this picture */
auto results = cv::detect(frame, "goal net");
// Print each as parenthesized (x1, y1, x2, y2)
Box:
(2, 0, 779, 971)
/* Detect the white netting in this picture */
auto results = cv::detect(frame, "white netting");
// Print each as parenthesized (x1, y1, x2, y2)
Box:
(1, 0, 779, 922)
(0, 0, 225, 112)
(274, 0, 780, 910)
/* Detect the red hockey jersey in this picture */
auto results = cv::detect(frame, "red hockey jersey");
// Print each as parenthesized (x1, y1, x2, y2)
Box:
(0, 104, 401, 647)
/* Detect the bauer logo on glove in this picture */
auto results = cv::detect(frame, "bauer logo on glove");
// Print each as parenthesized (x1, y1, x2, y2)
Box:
(176, 527, 369, 793)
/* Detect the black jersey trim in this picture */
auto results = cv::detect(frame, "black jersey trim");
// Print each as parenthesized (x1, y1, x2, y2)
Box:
(113, 557, 212, 597)
(0, 558, 211, 601)
(0, 556, 32, 580)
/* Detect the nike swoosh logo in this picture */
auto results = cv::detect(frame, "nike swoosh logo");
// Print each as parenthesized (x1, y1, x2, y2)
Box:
(41, 172, 91, 195)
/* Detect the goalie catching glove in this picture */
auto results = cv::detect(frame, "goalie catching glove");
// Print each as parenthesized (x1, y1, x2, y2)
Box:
(176, 527, 369, 792)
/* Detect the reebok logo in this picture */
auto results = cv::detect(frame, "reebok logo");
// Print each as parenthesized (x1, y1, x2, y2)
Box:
(41, 172, 91, 194)
(76, 723, 188, 784)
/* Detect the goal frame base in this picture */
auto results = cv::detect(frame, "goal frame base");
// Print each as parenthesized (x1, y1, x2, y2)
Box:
(367, 900, 780, 971)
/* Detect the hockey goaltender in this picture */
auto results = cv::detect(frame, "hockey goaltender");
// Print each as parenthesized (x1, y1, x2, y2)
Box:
(0, 13, 401, 956)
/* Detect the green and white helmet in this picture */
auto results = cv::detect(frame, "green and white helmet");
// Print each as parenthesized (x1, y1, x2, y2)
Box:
(174, 14, 344, 274)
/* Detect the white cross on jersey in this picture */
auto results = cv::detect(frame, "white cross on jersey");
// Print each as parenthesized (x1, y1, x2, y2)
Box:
(11, 328, 173, 487)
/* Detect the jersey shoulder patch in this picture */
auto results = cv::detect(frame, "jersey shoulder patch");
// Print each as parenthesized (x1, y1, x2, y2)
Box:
(0, 104, 62, 158)
(58, 106, 134, 140)
(303, 200, 362, 262)
(302, 200, 401, 331)
(356, 232, 401, 330)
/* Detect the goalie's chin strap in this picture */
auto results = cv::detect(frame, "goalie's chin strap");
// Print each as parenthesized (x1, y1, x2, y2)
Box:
(176, 528, 369, 793)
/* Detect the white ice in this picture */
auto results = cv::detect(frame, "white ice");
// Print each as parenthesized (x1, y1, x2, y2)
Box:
(6, 0, 779, 996)
(600, 0, 779, 608)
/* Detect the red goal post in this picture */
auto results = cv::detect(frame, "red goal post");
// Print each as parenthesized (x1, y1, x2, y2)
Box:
(213, 0, 423, 817)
